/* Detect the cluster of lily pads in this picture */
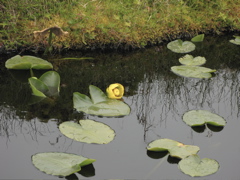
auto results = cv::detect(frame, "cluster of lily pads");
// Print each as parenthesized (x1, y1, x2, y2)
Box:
(147, 138, 219, 177)
(147, 110, 226, 177)
(5, 55, 131, 177)
(168, 34, 240, 78)
(4, 36, 231, 178)
(171, 54, 216, 78)
(167, 34, 216, 79)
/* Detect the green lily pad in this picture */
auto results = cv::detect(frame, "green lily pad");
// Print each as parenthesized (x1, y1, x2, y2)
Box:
(171, 65, 216, 79)
(73, 85, 130, 117)
(191, 34, 205, 42)
(229, 35, 240, 45)
(183, 110, 226, 127)
(59, 119, 115, 144)
(32, 152, 95, 177)
(167, 39, 196, 53)
(179, 54, 206, 66)
(147, 138, 200, 159)
(5, 55, 53, 69)
(178, 154, 219, 177)
(28, 71, 60, 97)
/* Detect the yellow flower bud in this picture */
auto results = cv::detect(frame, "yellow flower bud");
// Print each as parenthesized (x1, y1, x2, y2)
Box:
(106, 83, 124, 99)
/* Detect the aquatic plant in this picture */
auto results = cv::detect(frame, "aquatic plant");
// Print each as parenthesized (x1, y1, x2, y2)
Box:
(229, 35, 240, 45)
(32, 152, 95, 177)
(147, 138, 200, 159)
(171, 54, 216, 79)
(179, 54, 206, 66)
(28, 71, 60, 98)
(106, 83, 124, 99)
(147, 138, 220, 177)
(167, 39, 196, 53)
(5, 55, 53, 70)
(73, 85, 130, 117)
(59, 119, 115, 144)
(183, 110, 226, 127)
(191, 34, 205, 42)
(178, 154, 219, 177)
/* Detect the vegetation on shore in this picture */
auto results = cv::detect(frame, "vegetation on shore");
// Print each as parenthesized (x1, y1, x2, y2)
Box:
(1, 0, 240, 52)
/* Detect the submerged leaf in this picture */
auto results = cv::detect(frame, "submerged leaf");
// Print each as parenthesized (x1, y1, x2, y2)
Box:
(147, 138, 200, 159)
(179, 54, 206, 66)
(59, 119, 115, 144)
(178, 154, 219, 177)
(167, 40, 195, 53)
(73, 85, 130, 117)
(32, 152, 95, 177)
(5, 55, 53, 69)
(171, 66, 216, 79)
(183, 110, 226, 127)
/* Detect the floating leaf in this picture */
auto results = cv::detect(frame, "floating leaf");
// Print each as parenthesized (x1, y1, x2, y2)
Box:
(191, 34, 205, 42)
(183, 110, 226, 127)
(229, 35, 240, 45)
(32, 152, 95, 177)
(5, 55, 53, 69)
(59, 119, 115, 144)
(147, 138, 200, 159)
(73, 85, 130, 117)
(178, 154, 219, 177)
(28, 71, 60, 97)
(167, 39, 196, 53)
(179, 54, 206, 66)
(170, 145, 200, 159)
(171, 66, 216, 79)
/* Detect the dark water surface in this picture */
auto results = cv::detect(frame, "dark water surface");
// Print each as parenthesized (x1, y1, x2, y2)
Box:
(0, 34, 240, 179)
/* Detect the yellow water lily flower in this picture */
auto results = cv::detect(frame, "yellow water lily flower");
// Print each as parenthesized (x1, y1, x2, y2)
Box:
(106, 83, 124, 99)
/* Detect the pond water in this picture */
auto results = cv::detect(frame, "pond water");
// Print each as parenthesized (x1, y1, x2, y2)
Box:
(0, 34, 240, 179)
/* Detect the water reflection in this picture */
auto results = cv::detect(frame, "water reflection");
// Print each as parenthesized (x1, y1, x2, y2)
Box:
(0, 105, 52, 142)
(133, 68, 240, 139)
(0, 34, 240, 179)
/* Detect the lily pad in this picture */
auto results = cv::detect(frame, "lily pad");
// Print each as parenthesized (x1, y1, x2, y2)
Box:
(28, 71, 60, 97)
(171, 65, 216, 79)
(59, 119, 115, 144)
(5, 55, 53, 69)
(167, 39, 196, 53)
(147, 138, 200, 159)
(179, 54, 206, 66)
(32, 152, 95, 177)
(229, 35, 240, 45)
(183, 110, 226, 127)
(191, 34, 205, 42)
(73, 85, 130, 117)
(178, 154, 219, 177)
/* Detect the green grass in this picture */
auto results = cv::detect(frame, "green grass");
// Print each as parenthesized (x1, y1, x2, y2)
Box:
(1, 0, 240, 52)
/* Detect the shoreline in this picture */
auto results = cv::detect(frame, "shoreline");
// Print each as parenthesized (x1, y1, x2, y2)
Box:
(1, 0, 240, 55)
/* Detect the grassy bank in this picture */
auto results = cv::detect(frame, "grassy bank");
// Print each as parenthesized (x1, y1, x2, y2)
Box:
(1, 0, 240, 52)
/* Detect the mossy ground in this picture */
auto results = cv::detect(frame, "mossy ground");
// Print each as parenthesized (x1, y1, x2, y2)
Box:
(1, 0, 240, 53)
